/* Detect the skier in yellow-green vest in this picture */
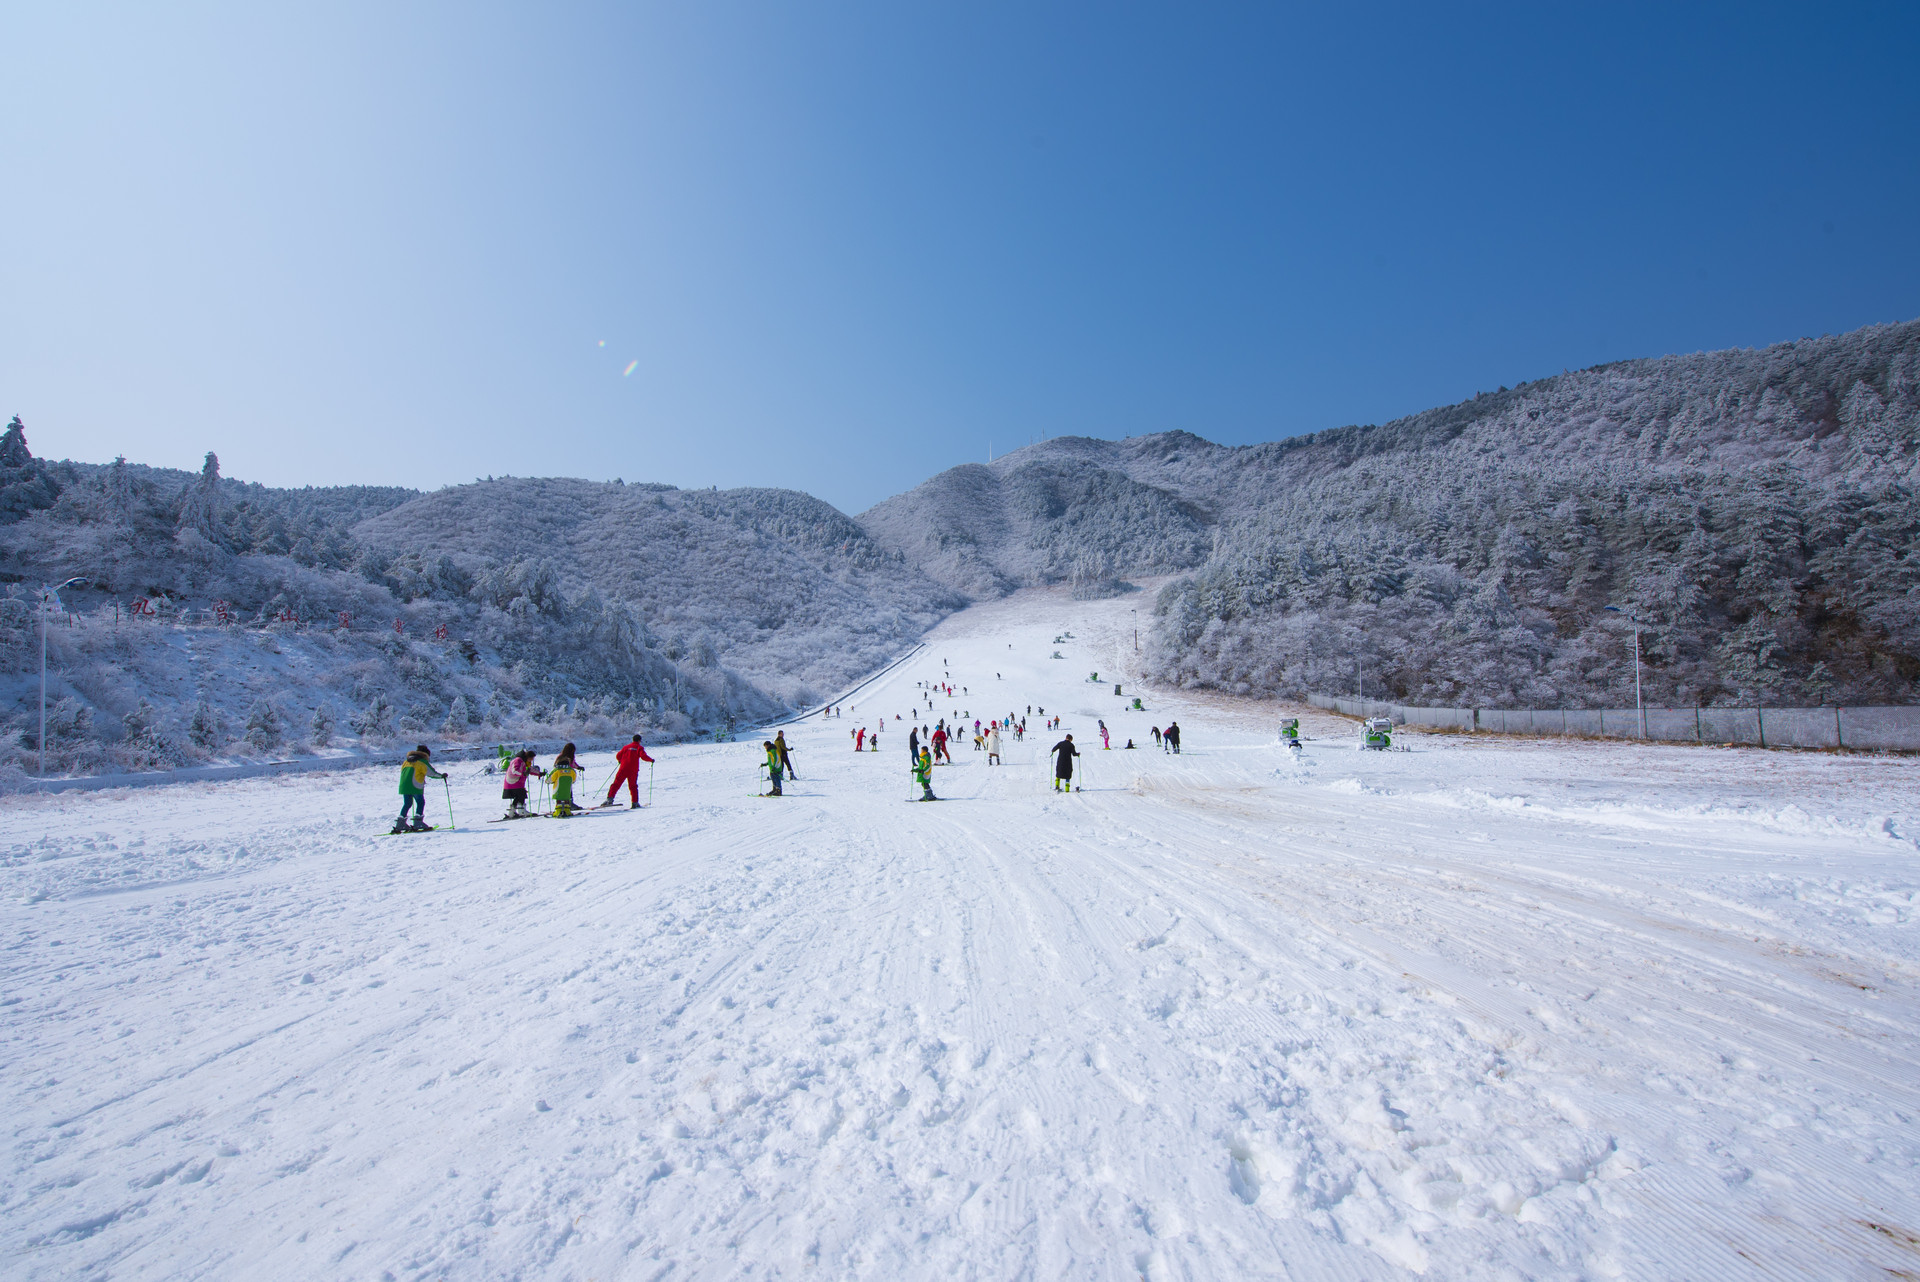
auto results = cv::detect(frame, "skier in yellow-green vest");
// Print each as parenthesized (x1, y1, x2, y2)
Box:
(548, 742, 582, 815)
(392, 744, 447, 833)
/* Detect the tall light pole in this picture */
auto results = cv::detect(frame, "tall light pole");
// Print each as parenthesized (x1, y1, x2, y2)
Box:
(1604, 606, 1645, 738)
(40, 577, 86, 777)
(1130, 608, 1137, 653)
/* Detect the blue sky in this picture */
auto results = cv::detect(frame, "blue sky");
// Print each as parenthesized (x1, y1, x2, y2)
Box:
(3, 3, 1916, 514)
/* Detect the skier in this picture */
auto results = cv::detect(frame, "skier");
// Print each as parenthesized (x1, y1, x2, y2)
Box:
(501, 748, 543, 818)
(600, 734, 654, 808)
(393, 744, 447, 832)
(1165, 721, 1182, 754)
(1098, 719, 1110, 750)
(1050, 734, 1079, 793)
(913, 746, 937, 800)
(1124, 738, 1136, 749)
(855, 727, 866, 752)
(908, 724, 920, 765)
(986, 723, 1001, 765)
(774, 730, 797, 781)
(931, 724, 950, 764)
(762, 740, 783, 796)
(549, 743, 582, 815)
(1151, 725, 1162, 748)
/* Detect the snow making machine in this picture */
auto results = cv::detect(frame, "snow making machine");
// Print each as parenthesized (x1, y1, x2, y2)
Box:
(1357, 717, 1393, 751)
(1279, 718, 1301, 749)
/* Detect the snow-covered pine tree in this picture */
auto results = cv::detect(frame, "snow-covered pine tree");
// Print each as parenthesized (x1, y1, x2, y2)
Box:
(188, 697, 223, 750)
(244, 699, 283, 752)
(176, 452, 226, 547)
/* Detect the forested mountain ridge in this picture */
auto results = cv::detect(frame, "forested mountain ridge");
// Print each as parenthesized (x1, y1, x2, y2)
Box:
(3, 316, 1915, 777)
(0, 427, 956, 776)
(864, 320, 1920, 708)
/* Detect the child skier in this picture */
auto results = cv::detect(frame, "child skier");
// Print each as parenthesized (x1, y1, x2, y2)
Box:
(763, 740, 784, 795)
(1050, 734, 1079, 793)
(1098, 719, 1110, 750)
(548, 743, 582, 815)
(501, 748, 543, 818)
(600, 734, 654, 808)
(931, 725, 950, 763)
(913, 746, 937, 800)
(393, 744, 447, 832)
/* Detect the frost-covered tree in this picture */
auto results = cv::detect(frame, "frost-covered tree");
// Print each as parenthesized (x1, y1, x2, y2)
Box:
(244, 699, 283, 752)
(188, 697, 223, 749)
(176, 451, 226, 546)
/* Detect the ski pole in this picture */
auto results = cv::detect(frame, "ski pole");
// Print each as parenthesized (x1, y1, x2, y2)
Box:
(442, 776, 456, 829)
(648, 761, 654, 806)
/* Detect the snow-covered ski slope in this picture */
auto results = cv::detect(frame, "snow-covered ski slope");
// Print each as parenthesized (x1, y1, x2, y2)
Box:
(6, 589, 1920, 1280)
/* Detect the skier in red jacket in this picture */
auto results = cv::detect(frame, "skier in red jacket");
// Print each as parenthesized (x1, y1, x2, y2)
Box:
(602, 734, 655, 808)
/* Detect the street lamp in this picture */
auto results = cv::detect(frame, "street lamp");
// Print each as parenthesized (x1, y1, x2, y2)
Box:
(1604, 606, 1646, 738)
(39, 577, 87, 777)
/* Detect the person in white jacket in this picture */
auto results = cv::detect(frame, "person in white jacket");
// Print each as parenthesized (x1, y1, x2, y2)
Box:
(986, 724, 1002, 766)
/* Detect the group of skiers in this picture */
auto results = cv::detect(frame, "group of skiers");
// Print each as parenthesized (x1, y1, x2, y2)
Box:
(393, 659, 1187, 828)
(394, 735, 658, 832)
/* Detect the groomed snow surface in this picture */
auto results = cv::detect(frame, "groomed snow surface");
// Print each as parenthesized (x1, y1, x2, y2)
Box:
(6, 590, 1920, 1280)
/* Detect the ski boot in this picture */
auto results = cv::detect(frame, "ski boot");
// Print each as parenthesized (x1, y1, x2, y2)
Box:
(390, 818, 410, 835)
(408, 818, 432, 833)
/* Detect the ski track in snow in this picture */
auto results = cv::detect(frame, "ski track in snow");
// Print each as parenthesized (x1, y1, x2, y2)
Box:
(4, 589, 1920, 1280)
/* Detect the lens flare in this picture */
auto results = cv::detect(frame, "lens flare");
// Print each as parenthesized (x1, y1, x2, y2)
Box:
(622, 360, 638, 377)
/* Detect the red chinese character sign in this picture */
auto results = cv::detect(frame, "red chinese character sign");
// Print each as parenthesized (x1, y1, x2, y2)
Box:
(128, 598, 156, 617)
(434, 623, 448, 642)
(393, 618, 405, 635)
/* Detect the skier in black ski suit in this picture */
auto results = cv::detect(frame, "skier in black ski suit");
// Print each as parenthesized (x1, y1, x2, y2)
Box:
(1165, 721, 1181, 754)
(1050, 734, 1079, 793)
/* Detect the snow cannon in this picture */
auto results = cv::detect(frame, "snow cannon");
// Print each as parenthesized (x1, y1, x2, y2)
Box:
(1358, 717, 1392, 751)
(1280, 719, 1300, 749)
(1114, 683, 1122, 696)
(1130, 697, 1144, 711)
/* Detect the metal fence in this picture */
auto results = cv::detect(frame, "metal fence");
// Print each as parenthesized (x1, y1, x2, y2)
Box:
(1305, 695, 1920, 751)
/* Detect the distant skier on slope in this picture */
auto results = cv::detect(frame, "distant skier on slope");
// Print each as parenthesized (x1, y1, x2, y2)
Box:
(1050, 734, 1079, 793)
(1165, 722, 1181, 754)
(1098, 719, 1109, 750)
(986, 724, 1002, 765)
(393, 744, 447, 832)
(1151, 725, 1162, 748)
(931, 724, 950, 764)
(601, 734, 654, 808)
(774, 730, 797, 781)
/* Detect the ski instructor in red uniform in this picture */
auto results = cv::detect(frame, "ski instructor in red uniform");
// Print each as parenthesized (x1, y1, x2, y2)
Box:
(604, 734, 655, 808)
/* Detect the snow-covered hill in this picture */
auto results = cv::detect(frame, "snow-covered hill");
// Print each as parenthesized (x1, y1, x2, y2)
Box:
(6, 588, 1918, 1278)
(0, 426, 956, 777)
(863, 321, 1920, 709)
